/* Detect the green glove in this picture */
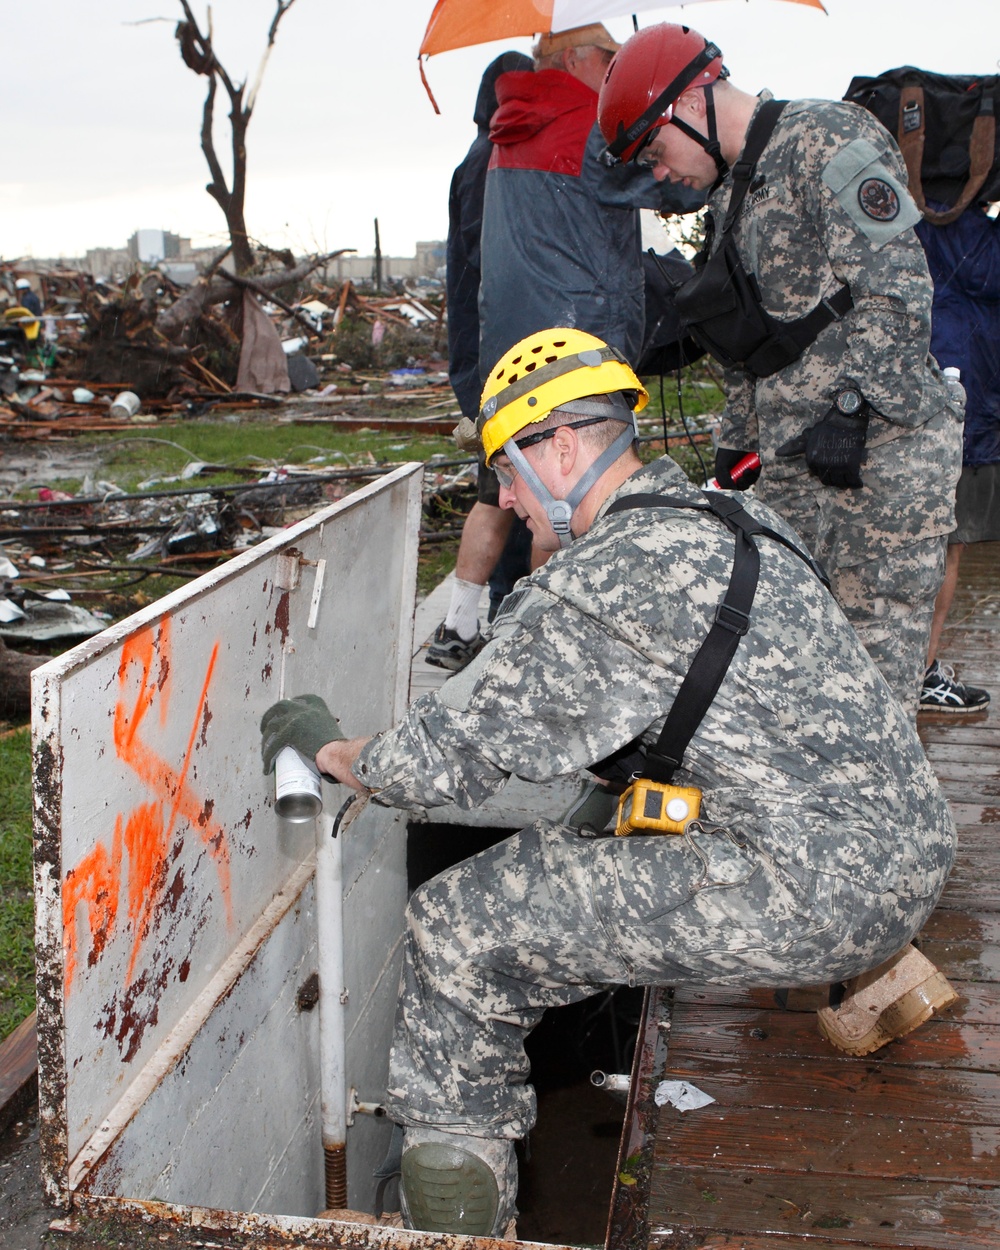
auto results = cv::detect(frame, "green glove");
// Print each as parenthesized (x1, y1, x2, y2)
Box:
(260, 694, 345, 774)
(561, 779, 618, 836)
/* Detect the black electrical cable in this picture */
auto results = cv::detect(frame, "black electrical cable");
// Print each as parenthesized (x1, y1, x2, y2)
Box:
(659, 371, 669, 453)
(656, 366, 709, 485)
(674, 363, 709, 485)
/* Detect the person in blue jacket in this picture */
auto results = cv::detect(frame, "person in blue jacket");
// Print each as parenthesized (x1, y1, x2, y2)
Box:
(917, 202, 1000, 712)
(427, 51, 536, 674)
(429, 26, 701, 672)
(478, 25, 701, 378)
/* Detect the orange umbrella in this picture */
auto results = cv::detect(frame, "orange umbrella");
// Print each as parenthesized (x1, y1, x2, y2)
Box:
(421, 0, 826, 59)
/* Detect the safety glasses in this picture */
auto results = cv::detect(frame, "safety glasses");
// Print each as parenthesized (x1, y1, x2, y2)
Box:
(491, 415, 611, 489)
(634, 124, 667, 168)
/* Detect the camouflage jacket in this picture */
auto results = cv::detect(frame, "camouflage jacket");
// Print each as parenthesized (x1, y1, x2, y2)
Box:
(714, 93, 962, 547)
(356, 457, 954, 899)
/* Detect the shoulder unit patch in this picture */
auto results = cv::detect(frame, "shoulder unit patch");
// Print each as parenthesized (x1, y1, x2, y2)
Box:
(857, 177, 900, 222)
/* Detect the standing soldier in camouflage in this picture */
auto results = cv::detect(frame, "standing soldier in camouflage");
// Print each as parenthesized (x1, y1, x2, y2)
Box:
(261, 330, 957, 1239)
(598, 24, 963, 717)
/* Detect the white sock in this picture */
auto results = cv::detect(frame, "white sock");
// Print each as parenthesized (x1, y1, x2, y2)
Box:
(445, 577, 482, 641)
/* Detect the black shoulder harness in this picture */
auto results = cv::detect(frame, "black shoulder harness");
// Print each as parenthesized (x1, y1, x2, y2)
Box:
(604, 489, 828, 784)
(669, 99, 854, 379)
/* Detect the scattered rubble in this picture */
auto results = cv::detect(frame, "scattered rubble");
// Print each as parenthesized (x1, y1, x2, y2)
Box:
(0, 440, 483, 653)
(0, 258, 450, 434)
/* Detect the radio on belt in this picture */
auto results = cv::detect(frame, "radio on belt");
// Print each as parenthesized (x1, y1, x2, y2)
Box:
(615, 778, 702, 836)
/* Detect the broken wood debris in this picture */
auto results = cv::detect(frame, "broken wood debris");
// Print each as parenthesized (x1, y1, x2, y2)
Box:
(2, 257, 450, 431)
(0, 451, 480, 634)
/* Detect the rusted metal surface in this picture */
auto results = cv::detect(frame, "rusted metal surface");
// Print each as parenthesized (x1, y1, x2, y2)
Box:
(71, 1192, 581, 1250)
(640, 540, 1000, 1249)
(606, 989, 673, 1250)
(32, 465, 421, 1217)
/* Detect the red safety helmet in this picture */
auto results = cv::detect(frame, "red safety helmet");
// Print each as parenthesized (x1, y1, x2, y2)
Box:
(598, 24, 726, 165)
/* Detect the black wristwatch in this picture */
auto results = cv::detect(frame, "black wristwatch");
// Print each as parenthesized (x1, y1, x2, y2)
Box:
(833, 387, 866, 417)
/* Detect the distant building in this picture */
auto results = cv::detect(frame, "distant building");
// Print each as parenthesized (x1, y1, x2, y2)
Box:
(415, 240, 446, 274)
(128, 229, 184, 265)
(326, 241, 445, 286)
(84, 246, 132, 281)
(26, 234, 447, 289)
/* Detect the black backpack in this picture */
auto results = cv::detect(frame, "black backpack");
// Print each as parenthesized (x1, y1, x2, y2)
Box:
(844, 67, 1000, 224)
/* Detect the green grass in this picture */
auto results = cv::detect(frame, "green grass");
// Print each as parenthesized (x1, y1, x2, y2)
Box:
(0, 727, 35, 1042)
(16, 418, 459, 499)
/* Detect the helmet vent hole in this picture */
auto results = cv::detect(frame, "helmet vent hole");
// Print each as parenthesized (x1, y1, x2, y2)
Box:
(511, 355, 522, 365)
(553, 340, 566, 347)
(509, 373, 518, 384)
(545, 355, 557, 363)
(531, 345, 543, 354)
(525, 362, 536, 372)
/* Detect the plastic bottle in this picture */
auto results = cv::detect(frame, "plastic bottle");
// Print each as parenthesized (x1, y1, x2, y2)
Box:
(943, 366, 965, 406)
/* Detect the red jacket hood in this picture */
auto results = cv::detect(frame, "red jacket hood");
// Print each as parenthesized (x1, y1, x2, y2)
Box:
(489, 69, 597, 146)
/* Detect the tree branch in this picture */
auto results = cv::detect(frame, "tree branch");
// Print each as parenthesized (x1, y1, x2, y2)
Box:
(216, 266, 322, 339)
(177, 0, 239, 98)
(200, 72, 231, 213)
(156, 251, 355, 341)
(247, 0, 299, 112)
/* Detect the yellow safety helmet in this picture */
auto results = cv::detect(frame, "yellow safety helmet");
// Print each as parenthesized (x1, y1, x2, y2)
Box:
(478, 327, 648, 466)
(4, 306, 40, 342)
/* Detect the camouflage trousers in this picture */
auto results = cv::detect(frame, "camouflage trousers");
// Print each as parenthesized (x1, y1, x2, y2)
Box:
(831, 538, 945, 718)
(757, 492, 947, 719)
(382, 819, 937, 1140)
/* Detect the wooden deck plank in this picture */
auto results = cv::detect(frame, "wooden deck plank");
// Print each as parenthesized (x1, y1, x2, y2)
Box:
(646, 1052, 1000, 1123)
(0, 1010, 38, 1135)
(648, 1171, 1000, 1249)
(662, 1006, 1000, 1071)
(656, 1105, 1000, 1184)
(631, 541, 1000, 1250)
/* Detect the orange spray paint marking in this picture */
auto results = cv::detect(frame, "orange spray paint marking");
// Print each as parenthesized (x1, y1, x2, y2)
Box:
(62, 819, 123, 992)
(63, 621, 233, 997)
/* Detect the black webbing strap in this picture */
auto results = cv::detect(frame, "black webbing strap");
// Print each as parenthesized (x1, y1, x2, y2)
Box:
(604, 489, 826, 784)
(372, 1120, 404, 1218)
(713, 98, 853, 370)
(720, 98, 788, 232)
(781, 283, 854, 344)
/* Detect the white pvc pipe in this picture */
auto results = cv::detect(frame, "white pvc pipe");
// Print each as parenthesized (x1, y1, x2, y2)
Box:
(314, 811, 347, 1163)
(591, 1070, 630, 1093)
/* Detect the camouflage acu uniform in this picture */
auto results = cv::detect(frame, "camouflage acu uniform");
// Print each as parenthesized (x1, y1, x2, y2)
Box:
(355, 457, 955, 1140)
(714, 92, 963, 715)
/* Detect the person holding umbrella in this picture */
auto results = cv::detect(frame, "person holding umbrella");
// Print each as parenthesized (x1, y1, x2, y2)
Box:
(428, 22, 702, 670)
(597, 23, 963, 719)
(478, 23, 702, 382)
(426, 50, 537, 673)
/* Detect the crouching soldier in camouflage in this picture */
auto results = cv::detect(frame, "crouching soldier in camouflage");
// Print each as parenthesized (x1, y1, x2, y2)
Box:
(597, 24, 963, 717)
(261, 329, 956, 1239)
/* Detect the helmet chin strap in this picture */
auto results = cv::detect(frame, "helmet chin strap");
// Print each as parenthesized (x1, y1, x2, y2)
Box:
(502, 418, 638, 550)
(669, 83, 729, 190)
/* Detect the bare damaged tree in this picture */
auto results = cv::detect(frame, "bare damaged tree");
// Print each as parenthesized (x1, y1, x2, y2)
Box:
(175, 0, 298, 274)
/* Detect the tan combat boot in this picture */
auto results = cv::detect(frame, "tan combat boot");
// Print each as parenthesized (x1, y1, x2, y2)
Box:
(817, 944, 958, 1056)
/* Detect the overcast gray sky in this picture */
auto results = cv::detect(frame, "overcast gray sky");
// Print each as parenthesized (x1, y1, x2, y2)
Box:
(5, 0, 996, 263)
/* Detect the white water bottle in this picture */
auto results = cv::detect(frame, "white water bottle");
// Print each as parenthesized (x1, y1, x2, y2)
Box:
(943, 366, 965, 409)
